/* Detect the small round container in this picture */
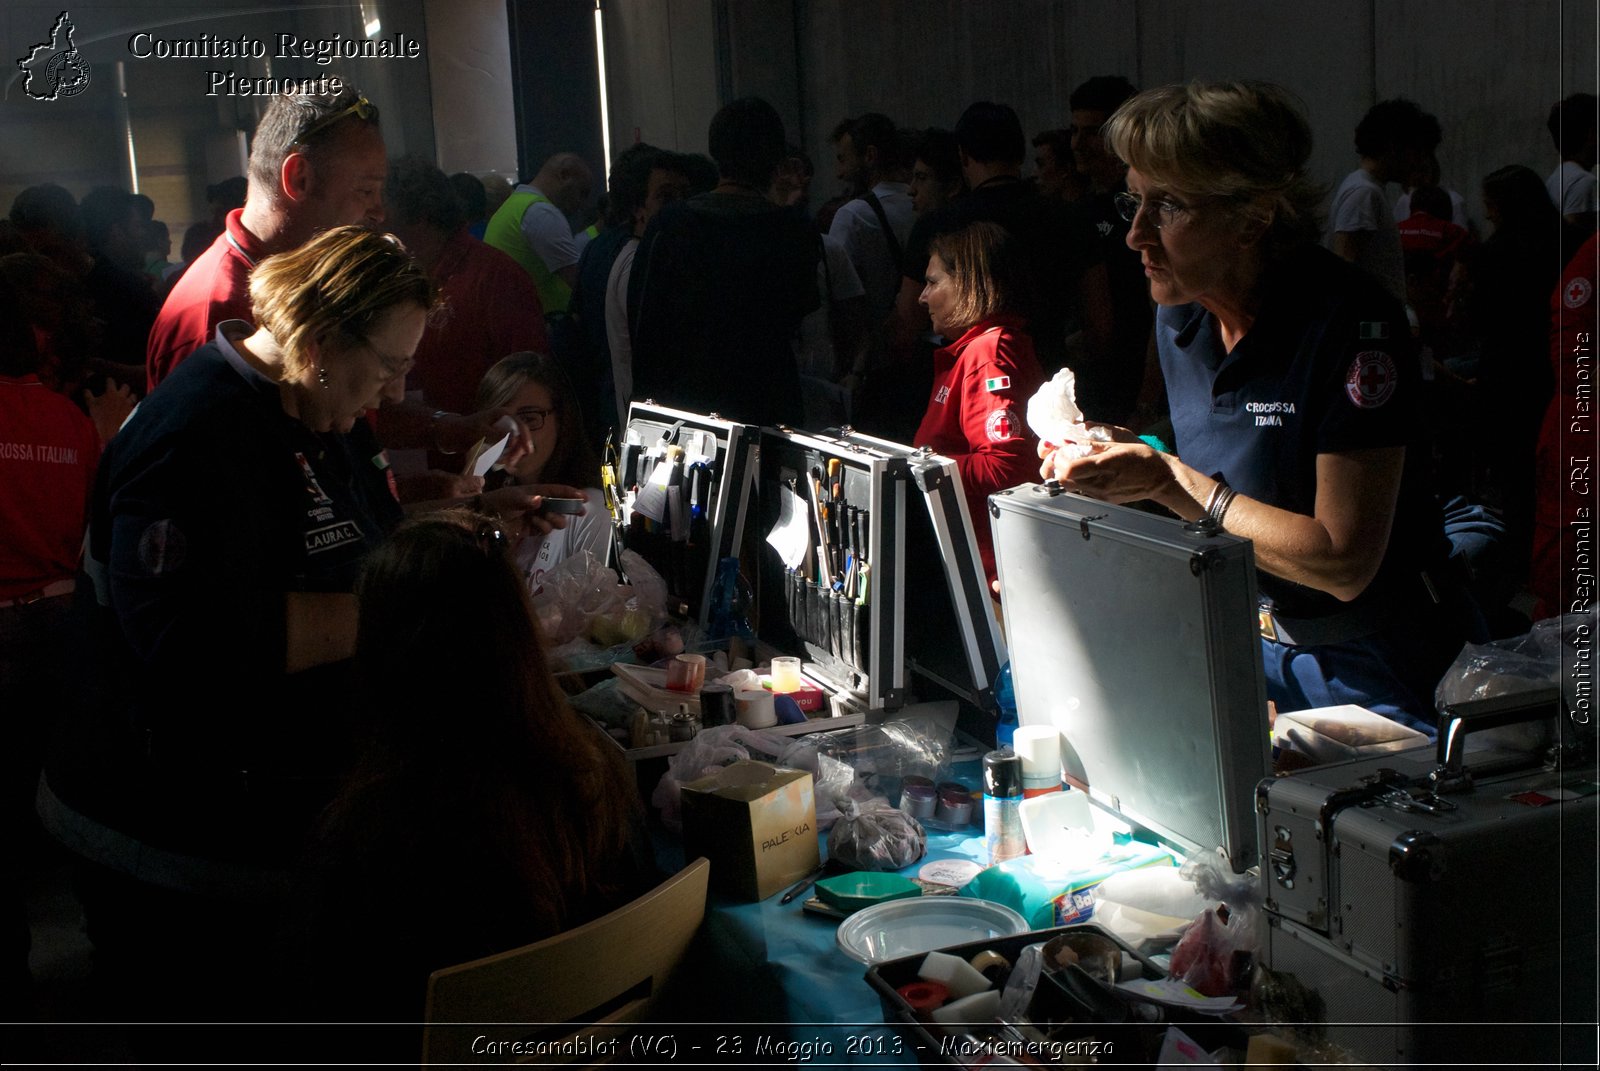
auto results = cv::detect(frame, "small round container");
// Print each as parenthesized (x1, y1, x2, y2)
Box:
(735, 687, 777, 729)
(699, 682, 735, 727)
(769, 655, 803, 693)
(666, 653, 707, 692)
(934, 788, 972, 826)
(1013, 725, 1063, 797)
(900, 783, 937, 819)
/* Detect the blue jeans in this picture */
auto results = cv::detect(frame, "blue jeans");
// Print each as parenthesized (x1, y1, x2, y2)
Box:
(1260, 586, 1487, 739)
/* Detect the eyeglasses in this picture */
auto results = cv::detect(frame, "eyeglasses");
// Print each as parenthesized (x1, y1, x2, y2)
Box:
(366, 344, 412, 380)
(1113, 191, 1209, 230)
(515, 405, 553, 431)
(294, 96, 379, 146)
(474, 518, 507, 552)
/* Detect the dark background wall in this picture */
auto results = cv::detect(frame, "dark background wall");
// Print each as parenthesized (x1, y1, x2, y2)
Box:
(3, 1, 1596, 233)
(505, 0, 603, 181)
(598, 0, 1599, 225)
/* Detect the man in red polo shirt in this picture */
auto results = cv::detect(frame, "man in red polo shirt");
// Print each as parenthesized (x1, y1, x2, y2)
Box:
(146, 85, 388, 390)
(145, 86, 531, 473)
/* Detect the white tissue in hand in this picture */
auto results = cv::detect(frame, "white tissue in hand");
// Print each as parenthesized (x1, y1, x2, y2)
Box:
(1027, 368, 1111, 457)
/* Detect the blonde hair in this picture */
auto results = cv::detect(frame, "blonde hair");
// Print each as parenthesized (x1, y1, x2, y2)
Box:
(1104, 81, 1324, 254)
(927, 220, 1030, 332)
(248, 225, 436, 376)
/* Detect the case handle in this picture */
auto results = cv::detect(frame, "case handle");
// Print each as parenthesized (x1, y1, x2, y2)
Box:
(1430, 686, 1561, 792)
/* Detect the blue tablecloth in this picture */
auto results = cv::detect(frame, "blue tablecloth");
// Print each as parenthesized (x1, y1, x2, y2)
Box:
(652, 814, 1178, 1069)
(651, 827, 988, 1065)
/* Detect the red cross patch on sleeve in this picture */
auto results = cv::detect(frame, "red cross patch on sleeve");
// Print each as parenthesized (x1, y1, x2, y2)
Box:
(985, 407, 1020, 442)
(1565, 276, 1593, 309)
(1344, 350, 1398, 409)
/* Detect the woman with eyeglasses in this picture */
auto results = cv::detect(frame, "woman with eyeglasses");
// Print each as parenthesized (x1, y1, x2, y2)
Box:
(915, 220, 1045, 594)
(1039, 82, 1479, 739)
(293, 510, 651, 1023)
(475, 351, 609, 601)
(39, 226, 558, 1020)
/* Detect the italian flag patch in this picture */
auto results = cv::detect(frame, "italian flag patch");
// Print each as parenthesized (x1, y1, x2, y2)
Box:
(984, 375, 1011, 392)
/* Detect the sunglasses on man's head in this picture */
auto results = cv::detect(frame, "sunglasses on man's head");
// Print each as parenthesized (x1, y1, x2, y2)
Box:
(294, 96, 379, 146)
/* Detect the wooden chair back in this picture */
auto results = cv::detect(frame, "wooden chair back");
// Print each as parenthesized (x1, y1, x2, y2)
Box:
(421, 857, 710, 1065)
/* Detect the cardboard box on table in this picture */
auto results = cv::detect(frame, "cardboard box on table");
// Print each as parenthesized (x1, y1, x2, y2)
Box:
(679, 760, 820, 901)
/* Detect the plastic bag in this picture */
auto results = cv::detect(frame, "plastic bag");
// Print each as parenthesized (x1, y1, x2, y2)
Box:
(530, 549, 666, 648)
(1433, 614, 1590, 750)
(1167, 850, 1260, 998)
(826, 797, 926, 870)
(811, 720, 947, 799)
(651, 723, 816, 832)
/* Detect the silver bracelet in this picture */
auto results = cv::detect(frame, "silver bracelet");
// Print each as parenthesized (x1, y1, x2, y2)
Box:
(1205, 481, 1237, 528)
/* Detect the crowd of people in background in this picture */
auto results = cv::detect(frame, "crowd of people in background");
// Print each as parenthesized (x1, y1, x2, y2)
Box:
(3, 73, 1596, 1035)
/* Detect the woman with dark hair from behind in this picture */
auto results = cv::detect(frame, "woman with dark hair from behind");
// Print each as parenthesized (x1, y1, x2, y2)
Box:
(1459, 164, 1579, 613)
(296, 510, 652, 1023)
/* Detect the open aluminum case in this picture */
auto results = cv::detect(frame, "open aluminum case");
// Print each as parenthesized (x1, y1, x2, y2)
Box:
(754, 425, 1006, 714)
(616, 401, 758, 628)
(990, 484, 1269, 871)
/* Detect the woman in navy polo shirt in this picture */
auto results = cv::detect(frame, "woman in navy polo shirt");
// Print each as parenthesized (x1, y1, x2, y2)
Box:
(1039, 82, 1478, 736)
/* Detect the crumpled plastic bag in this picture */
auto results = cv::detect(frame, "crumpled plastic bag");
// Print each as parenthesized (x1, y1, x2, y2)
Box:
(1433, 614, 1590, 750)
(826, 796, 926, 871)
(1027, 367, 1112, 459)
(652, 723, 821, 832)
(1168, 850, 1261, 997)
(811, 720, 948, 798)
(530, 548, 665, 647)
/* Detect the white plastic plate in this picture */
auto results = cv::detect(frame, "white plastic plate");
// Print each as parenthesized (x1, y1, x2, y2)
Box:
(835, 896, 1028, 964)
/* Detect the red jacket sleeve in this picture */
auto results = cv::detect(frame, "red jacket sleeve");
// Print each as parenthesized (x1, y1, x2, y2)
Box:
(952, 327, 1045, 504)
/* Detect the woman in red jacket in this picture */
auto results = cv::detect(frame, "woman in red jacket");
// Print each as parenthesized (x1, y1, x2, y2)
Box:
(914, 220, 1045, 591)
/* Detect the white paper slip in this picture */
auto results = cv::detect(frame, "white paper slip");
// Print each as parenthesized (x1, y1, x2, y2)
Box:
(765, 486, 812, 570)
(1116, 978, 1243, 1015)
(470, 431, 511, 478)
(632, 458, 673, 524)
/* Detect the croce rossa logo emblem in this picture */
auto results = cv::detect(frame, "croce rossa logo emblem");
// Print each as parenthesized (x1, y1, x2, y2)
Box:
(17, 11, 93, 101)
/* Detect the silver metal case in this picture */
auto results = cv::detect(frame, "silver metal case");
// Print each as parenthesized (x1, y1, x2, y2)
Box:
(990, 485, 1269, 870)
(1256, 692, 1598, 1066)
(754, 427, 1006, 712)
(831, 428, 1007, 705)
(620, 402, 757, 629)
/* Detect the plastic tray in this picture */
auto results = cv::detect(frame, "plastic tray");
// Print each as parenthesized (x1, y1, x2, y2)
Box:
(863, 924, 1247, 1067)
